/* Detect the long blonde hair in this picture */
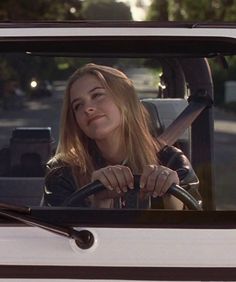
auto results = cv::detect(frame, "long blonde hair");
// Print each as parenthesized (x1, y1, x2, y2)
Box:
(56, 63, 161, 185)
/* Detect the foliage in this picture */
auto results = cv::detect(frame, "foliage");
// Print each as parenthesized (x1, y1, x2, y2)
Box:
(146, 1, 168, 21)
(147, 0, 236, 105)
(81, 0, 132, 20)
(0, 0, 132, 21)
(0, 0, 132, 89)
(0, 0, 83, 20)
(146, 0, 236, 22)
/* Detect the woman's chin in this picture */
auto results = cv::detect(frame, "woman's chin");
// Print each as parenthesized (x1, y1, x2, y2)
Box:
(91, 131, 118, 142)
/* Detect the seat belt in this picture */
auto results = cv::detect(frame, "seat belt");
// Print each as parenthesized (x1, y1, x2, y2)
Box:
(159, 90, 213, 146)
(124, 91, 213, 209)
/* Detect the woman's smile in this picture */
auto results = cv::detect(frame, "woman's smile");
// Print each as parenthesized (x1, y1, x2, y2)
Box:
(87, 114, 106, 125)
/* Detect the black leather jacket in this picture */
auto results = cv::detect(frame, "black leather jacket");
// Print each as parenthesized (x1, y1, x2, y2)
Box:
(42, 145, 200, 207)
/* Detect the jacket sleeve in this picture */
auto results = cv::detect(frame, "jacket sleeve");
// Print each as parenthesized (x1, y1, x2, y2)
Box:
(158, 145, 201, 202)
(41, 158, 89, 207)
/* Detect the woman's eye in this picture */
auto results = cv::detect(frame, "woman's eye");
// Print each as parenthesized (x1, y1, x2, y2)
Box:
(74, 103, 83, 111)
(92, 92, 104, 99)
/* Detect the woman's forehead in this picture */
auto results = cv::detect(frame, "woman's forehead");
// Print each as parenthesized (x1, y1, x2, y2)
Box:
(70, 74, 104, 99)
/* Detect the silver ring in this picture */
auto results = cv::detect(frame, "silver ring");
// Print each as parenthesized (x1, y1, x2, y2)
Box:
(160, 170, 169, 177)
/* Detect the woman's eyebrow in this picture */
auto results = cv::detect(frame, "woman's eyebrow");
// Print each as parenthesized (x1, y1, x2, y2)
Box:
(71, 86, 105, 106)
(71, 97, 81, 107)
(88, 86, 105, 93)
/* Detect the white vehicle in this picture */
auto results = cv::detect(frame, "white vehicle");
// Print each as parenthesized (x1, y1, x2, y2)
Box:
(0, 21, 235, 281)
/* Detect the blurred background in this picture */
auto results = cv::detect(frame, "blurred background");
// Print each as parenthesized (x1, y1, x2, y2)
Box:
(0, 0, 235, 109)
(0, 0, 235, 209)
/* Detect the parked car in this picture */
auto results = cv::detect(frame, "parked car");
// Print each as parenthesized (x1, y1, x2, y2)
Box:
(0, 21, 236, 281)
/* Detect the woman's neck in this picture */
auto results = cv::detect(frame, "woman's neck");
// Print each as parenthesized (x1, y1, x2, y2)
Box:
(96, 138, 125, 165)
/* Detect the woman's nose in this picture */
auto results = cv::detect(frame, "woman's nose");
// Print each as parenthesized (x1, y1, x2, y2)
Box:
(84, 103, 95, 114)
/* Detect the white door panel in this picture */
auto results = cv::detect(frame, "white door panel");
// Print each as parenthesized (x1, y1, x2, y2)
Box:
(0, 226, 236, 267)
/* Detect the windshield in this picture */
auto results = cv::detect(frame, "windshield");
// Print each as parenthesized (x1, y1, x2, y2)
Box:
(0, 52, 235, 211)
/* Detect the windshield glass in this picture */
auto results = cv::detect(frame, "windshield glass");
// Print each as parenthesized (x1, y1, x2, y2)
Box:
(0, 52, 235, 211)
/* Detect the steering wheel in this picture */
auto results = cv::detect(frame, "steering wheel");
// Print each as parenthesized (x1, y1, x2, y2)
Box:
(63, 175, 202, 210)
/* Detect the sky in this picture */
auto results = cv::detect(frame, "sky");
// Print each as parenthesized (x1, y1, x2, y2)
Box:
(118, 0, 152, 21)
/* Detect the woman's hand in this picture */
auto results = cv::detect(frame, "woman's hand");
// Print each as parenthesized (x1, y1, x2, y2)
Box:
(91, 165, 134, 198)
(140, 165, 179, 198)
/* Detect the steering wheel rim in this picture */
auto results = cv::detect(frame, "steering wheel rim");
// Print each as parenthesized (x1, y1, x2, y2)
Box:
(63, 175, 202, 210)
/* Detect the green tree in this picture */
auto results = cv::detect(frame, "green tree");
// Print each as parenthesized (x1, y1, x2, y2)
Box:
(0, 0, 132, 89)
(0, 0, 83, 20)
(146, 0, 236, 106)
(146, 0, 236, 21)
(81, 0, 132, 20)
(146, 1, 168, 21)
(0, 0, 85, 91)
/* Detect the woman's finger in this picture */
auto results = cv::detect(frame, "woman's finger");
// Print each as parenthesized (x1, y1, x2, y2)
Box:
(102, 166, 122, 194)
(144, 166, 159, 192)
(110, 166, 128, 193)
(91, 168, 114, 191)
(140, 165, 157, 190)
(118, 165, 134, 190)
(153, 169, 179, 197)
(92, 167, 120, 192)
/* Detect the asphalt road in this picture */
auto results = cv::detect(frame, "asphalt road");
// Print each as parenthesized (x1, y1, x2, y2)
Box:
(214, 108, 236, 209)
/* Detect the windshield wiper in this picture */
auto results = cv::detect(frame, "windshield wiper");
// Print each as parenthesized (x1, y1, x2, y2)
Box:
(0, 203, 94, 249)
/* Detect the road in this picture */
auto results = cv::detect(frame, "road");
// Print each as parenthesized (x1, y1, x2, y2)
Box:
(214, 108, 236, 209)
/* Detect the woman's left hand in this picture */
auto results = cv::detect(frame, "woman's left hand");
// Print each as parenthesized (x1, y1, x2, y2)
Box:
(140, 165, 179, 198)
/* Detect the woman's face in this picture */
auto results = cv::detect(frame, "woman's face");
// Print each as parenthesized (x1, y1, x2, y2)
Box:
(70, 74, 122, 142)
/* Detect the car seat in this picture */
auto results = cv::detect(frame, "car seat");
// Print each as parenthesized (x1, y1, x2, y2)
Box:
(9, 127, 54, 177)
(142, 98, 191, 159)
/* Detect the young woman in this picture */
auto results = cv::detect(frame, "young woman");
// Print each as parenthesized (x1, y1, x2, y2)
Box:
(42, 63, 199, 209)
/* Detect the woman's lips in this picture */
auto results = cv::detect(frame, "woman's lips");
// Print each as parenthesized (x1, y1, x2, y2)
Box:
(87, 115, 105, 125)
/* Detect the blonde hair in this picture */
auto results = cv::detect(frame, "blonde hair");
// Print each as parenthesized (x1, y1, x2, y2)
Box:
(56, 63, 161, 185)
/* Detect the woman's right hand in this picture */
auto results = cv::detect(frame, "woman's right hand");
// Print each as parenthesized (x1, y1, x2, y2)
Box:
(91, 165, 134, 198)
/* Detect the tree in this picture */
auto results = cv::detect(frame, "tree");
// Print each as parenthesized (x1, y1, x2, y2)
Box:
(81, 0, 132, 20)
(146, 1, 168, 21)
(146, 0, 236, 106)
(146, 0, 236, 22)
(0, 0, 83, 20)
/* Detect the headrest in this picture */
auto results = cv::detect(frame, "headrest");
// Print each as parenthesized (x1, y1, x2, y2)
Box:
(10, 127, 54, 167)
(141, 100, 164, 138)
(9, 127, 54, 176)
(141, 98, 190, 158)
